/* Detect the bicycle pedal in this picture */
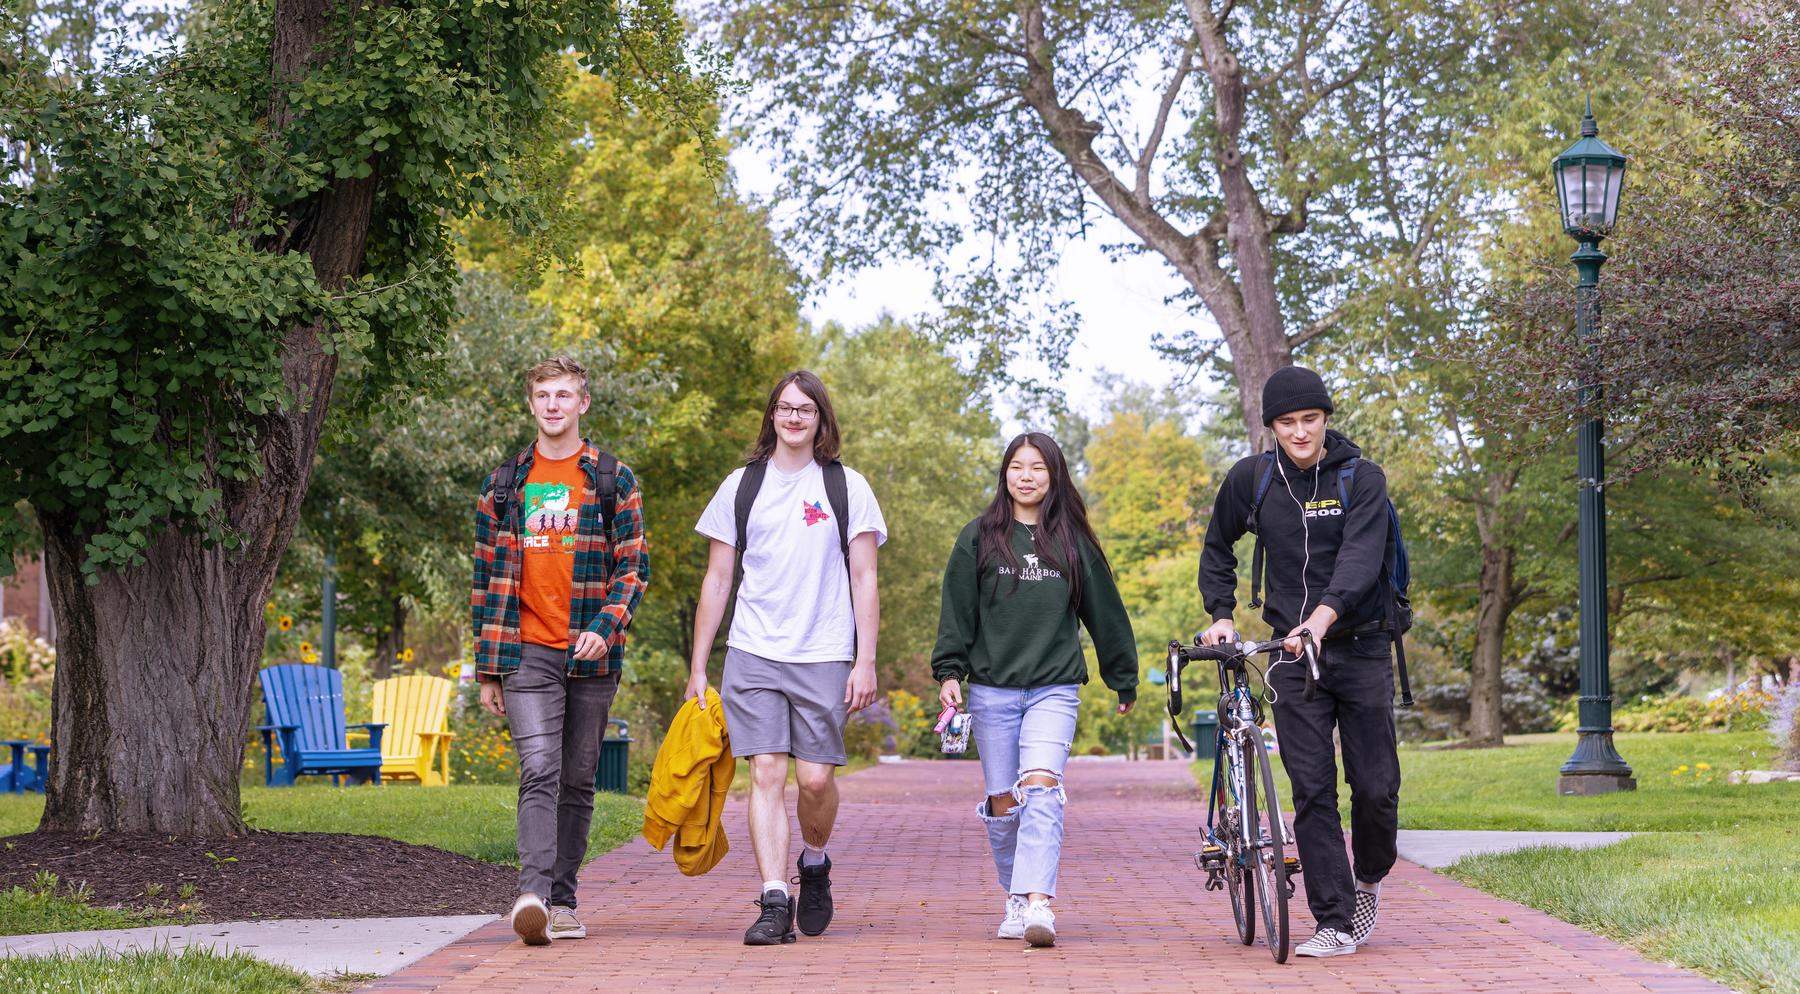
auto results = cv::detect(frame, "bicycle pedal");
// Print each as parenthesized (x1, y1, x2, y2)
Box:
(1283, 855, 1302, 875)
(1204, 868, 1224, 891)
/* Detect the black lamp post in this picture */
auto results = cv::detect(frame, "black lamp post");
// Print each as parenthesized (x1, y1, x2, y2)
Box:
(1553, 99, 1635, 795)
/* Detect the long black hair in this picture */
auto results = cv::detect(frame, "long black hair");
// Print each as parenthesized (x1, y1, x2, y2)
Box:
(976, 432, 1110, 610)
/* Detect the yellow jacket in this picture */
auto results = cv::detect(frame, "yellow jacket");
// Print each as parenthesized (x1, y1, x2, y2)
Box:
(642, 689, 733, 876)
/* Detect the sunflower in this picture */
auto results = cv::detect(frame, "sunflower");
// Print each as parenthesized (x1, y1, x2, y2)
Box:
(278, 615, 294, 632)
(400, 647, 416, 664)
(299, 641, 315, 655)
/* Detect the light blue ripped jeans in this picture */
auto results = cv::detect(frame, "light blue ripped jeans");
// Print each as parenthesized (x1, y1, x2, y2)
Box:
(968, 683, 1080, 898)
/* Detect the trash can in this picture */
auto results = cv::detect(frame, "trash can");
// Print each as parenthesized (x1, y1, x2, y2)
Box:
(596, 719, 631, 794)
(1189, 711, 1219, 760)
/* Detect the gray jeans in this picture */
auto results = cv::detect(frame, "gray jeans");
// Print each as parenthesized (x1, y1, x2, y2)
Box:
(505, 644, 621, 908)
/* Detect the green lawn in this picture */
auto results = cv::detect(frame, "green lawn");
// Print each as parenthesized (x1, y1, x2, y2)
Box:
(0, 783, 642, 867)
(1450, 823, 1799, 994)
(0, 947, 332, 994)
(1193, 730, 1798, 994)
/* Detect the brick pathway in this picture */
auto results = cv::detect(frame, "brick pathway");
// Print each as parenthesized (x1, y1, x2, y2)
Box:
(364, 759, 1725, 993)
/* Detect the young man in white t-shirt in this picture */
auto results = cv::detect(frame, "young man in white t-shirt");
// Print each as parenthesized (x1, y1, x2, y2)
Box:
(687, 370, 886, 945)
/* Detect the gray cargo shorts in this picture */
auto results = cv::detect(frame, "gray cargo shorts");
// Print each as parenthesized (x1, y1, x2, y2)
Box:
(720, 646, 851, 766)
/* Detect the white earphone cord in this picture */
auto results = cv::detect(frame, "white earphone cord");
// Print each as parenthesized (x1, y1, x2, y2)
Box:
(1265, 455, 1319, 705)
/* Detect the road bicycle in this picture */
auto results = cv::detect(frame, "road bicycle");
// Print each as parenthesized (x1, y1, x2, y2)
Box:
(1166, 633, 1317, 963)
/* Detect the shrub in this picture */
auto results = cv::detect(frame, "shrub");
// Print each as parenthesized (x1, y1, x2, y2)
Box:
(451, 680, 518, 785)
(1400, 667, 1558, 742)
(843, 698, 893, 759)
(0, 621, 53, 742)
(886, 688, 937, 757)
(1554, 688, 1772, 734)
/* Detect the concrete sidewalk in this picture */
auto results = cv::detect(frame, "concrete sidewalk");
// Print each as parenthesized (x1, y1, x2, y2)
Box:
(1396, 828, 1636, 868)
(0, 914, 495, 977)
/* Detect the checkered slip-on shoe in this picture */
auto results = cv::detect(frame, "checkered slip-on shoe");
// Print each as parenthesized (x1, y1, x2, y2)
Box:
(1295, 927, 1358, 958)
(1351, 887, 1380, 944)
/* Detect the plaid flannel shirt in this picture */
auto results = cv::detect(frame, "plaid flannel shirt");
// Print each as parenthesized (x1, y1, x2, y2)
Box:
(471, 441, 650, 678)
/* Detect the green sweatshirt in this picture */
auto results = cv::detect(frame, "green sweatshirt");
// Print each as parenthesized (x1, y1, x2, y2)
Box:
(930, 517, 1138, 704)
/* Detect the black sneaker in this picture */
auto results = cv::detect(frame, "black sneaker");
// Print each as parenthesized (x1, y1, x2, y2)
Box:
(744, 889, 797, 945)
(795, 854, 834, 936)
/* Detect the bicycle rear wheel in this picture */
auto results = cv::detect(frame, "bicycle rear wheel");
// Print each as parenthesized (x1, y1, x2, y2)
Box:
(1250, 733, 1291, 963)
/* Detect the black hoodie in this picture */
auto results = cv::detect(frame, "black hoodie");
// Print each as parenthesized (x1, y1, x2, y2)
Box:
(1198, 430, 1390, 637)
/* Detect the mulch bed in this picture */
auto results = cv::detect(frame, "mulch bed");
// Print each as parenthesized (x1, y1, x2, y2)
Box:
(0, 831, 514, 923)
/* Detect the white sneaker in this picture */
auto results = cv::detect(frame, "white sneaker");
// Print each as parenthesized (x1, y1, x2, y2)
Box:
(996, 895, 1028, 939)
(1351, 885, 1380, 944)
(510, 893, 550, 946)
(1021, 899, 1056, 947)
(549, 906, 587, 940)
(1295, 926, 1357, 957)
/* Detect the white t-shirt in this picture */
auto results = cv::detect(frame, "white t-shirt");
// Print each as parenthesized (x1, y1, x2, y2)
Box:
(695, 460, 888, 662)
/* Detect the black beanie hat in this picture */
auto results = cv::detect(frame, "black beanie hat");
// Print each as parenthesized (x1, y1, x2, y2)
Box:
(1261, 366, 1334, 426)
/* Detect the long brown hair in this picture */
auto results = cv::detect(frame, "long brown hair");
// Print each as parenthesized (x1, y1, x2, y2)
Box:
(747, 370, 842, 463)
(977, 432, 1109, 610)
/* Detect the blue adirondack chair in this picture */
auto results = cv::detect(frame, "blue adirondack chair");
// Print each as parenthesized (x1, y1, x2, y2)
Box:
(0, 740, 49, 793)
(258, 664, 387, 787)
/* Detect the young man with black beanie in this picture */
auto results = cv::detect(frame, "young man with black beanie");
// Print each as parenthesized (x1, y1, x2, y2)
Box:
(1197, 365, 1401, 958)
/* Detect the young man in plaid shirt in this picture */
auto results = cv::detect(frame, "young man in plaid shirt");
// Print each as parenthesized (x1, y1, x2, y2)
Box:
(471, 356, 650, 946)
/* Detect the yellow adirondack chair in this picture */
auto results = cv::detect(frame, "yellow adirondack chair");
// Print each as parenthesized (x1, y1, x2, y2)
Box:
(370, 674, 456, 786)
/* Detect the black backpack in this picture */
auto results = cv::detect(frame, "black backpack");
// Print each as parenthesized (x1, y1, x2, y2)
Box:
(731, 458, 856, 648)
(489, 444, 618, 535)
(1244, 452, 1414, 707)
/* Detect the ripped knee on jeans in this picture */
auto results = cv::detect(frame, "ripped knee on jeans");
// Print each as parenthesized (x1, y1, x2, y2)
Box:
(1011, 769, 1067, 806)
(977, 793, 1020, 822)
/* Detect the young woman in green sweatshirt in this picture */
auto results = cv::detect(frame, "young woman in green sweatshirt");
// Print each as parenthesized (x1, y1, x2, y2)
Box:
(930, 431, 1138, 947)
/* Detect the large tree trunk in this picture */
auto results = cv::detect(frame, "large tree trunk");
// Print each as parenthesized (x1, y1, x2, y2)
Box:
(1017, 2, 1296, 444)
(40, 0, 376, 836)
(40, 525, 274, 835)
(1466, 539, 1515, 747)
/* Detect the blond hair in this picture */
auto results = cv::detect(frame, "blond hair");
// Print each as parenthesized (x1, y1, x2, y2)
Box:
(525, 355, 589, 396)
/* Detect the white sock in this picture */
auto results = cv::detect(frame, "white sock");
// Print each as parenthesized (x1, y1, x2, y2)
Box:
(800, 844, 828, 867)
(762, 880, 789, 898)
(1356, 879, 1381, 895)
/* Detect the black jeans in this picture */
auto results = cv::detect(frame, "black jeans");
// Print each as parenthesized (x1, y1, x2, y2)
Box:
(505, 644, 622, 908)
(1268, 631, 1400, 933)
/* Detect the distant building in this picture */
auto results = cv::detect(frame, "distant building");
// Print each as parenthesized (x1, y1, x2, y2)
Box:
(1, 556, 55, 642)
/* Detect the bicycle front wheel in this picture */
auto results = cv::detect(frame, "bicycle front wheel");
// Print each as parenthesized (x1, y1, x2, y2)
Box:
(1250, 731, 1291, 963)
(1221, 745, 1254, 946)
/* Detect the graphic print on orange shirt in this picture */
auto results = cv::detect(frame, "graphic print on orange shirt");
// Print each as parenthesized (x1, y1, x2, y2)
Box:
(519, 452, 585, 650)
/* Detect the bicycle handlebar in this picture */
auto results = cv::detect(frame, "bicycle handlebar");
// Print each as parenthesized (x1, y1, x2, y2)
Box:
(1167, 633, 1322, 721)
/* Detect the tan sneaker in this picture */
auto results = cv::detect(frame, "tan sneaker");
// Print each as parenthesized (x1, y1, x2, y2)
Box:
(511, 893, 550, 946)
(549, 906, 587, 940)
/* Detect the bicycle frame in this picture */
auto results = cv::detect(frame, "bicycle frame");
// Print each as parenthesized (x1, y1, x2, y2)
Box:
(1202, 655, 1263, 851)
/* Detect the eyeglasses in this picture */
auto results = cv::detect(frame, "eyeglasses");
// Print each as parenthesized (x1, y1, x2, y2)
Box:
(773, 403, 818, 420)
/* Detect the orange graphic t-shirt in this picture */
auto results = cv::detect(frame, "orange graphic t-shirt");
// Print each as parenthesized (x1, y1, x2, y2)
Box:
(518, 451, 586, 649)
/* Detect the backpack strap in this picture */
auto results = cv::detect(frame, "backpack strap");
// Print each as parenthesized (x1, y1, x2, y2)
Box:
(1392, 594, 1415, 708)
(489, 445, 533, 530)
(822, 460, 857, 655)
(732, 459, 770, 591)
(822, 460, 852, 565)
(1337, 456, 1358, 509)
(1247, 452, 1277, 609)
(592, 449, 618, 532)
